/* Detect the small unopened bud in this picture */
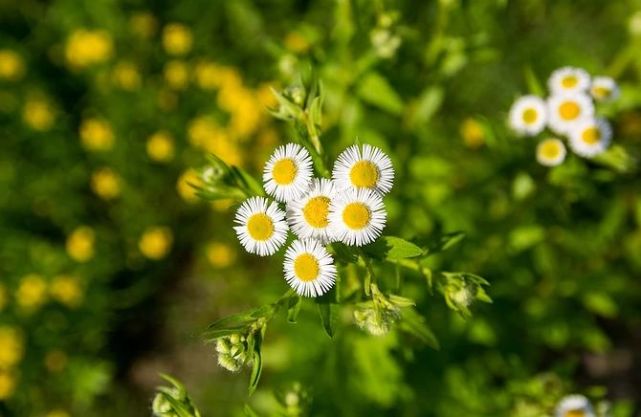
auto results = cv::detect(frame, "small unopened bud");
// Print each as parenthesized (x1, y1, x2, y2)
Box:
(215, 333, 248, 372)
(354, 304, 400, 336)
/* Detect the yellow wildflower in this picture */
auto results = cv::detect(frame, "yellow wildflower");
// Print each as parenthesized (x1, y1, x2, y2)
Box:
(16, 274, 47, 311)
(460, 117, 485, 149)
(202, 133, 243, 166)
(211, 199, 234, 212)
(66, 226, 95, 262)
(0, 49, 25, 81)
(0, 326, 24, 368)
(130, 12, 157, 39)
(23, 98, 54, 131)
(112, 61, 141, 90)
(176, 169, 202, 203)
(91, 168, 120, 200)
(80, 118, 114, 151)
(206, 242, 237, 268)
(139, 227, 173, 260)
(256, 83, 278, 109)
(146, 131, 175, 162)
(46, 410, 70, 417)
(163, 60, 189, 90)
(162, 23, 193, 56)
(45, 350, 68, 373)
(187, 116, 220, 147)
(50, 275, 83, 308)
(0, 369, 16, 400)
(194, 61, 222, 90)
(65, 29, 113, 69)
(284, 32, 310, 53)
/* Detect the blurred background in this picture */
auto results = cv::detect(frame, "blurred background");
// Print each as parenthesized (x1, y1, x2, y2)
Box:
(1, 0, 641, 416)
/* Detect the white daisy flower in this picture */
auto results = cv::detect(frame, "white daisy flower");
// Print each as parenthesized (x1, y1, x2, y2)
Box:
(548, 67, 591, 94)
(283, 239, 336, 297)
(536, 138, 567, 167)
(287, 178, 338, 244)
(555, 394, 595, 417)
(332, 144, 394, 195)
(568, 118, 612, 158)
(547, 93, 594, 134)
(590, 76, 620, 102)
(328, 188, 386, 247)
(233, 197, 288, 256)
(508, 95, 547, 136)
(263, 143, 313, 203)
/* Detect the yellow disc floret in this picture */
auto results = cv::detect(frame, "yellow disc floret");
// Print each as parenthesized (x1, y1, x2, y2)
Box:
(272, 158, 298, 185)
(303, 196, 330, 228)
(349, 160, 379, 188)
(561, 75, 578, 89)
(581, 127, 601, 145)
(293, 253, 320, 281)
(247, 213, 274, 241)
(559, 101, 580, 121)
(342, 202, 371, 230)
(522, 108, 538, 124)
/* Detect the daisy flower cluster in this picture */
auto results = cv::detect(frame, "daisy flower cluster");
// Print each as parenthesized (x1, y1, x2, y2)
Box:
(509, 66, 620, 166)
(555, 394, 596, 417)
(233, 143, 394, 298)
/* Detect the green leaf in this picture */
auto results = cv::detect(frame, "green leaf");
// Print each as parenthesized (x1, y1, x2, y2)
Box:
(330, 242, 359, 264)
(203, 306, 274, 341)
(230, 166, 265, 196)
(409, 86, 444, 127)
(418, 231, 466, 256)
(287, 296, 302, 323)
(248, 332, 263, 395)
(363, 236, 424, 260)
(244, 405, 260, 417)
(523, 66, 544, 96)
(399, 309, 439, 349)
(356, 72, 404, 114)
(318, 302, 338, 338)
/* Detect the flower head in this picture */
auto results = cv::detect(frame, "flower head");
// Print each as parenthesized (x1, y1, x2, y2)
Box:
(234, 197, 288, 256)
(263, 144, 313, 203)
(590, 76, 619, 102)
(547, 92, 594, 135)
(162, 23, 193, 56)
(139, 227, 173, 260)
(569, 118, 612, 158)
(65, 29, 113, 69)
(332, 144, 394, 195)
(555, 395, 595, 417)
(548, 67, 591, 94)
(16, 274, 47, 310)
(287, 178, 338, 244)
(50, 275, 83, 308)
(91, 168, 120, 200)
(0, 49, 24, 81)
(80, 118, 115, 151)
(66, 226, 95, 262)
(329, 187, 386, 247)
(283, 239, 336, 297)
(536, 138, 567, 167)
(147, 131, 175, 162)
(508, 95, 547, 136)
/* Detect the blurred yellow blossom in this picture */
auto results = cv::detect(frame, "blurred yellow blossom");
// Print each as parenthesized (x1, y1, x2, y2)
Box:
(460, 117, 486, 149)
(194, 61, 222, 90)
(177, 169, 203, 203)
(284, 32, 311, 53)
(91, 168, 121, 200)
(112, 61, 141, 90)
(0, 370, 16, 400)
(206, 242, 237, 268)
(0, 49, 25, 81)
(211, 199, 234, 212)
(147, 131, 175, 162)
(256, 83, 278, 109)
(187, 116, 220, 147)
(22, 98, 54, 131)
(130, 11, 157, 38)
(44, 350, 68, 373)
(139, 227, 173, 260)
(16, 274, 47, 311)
(66, 226, 95, 262)
(203, 133, 243, 166)
(0, 284, 7, 311)
(162, 23, 193, 56)
(65, 29, 113, 69)
(50, 275, 83, 308)
(164, 60, 190, 89)
(0, 326, 24, 368)
(80, 118, 114, 151)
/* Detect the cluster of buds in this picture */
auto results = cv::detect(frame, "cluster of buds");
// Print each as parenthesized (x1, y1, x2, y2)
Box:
(151, 375, 201, 417)
(215, 333, 250, 372)
(353, 284, 413, 336)
(370, 11, 402, 59)
(441, 272, 490, 317)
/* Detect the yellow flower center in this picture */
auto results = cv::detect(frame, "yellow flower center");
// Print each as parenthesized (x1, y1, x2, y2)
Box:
(559, 101, 580, 121)
(350, 160, 379, 188)
(272, 158, 298, 185)
(564, 410, 586, 417)
(539, 140, 561, 159)
(561, 75, 578, 88)
(522, 108, 538, 124)
(342, 202, 371, 230)
(247, 213, 274, 241)
(592, 86, 610, 99)
(303, 196, 331, 228)
(293, 253, 320, 281)
(581, 127, 601, 145)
